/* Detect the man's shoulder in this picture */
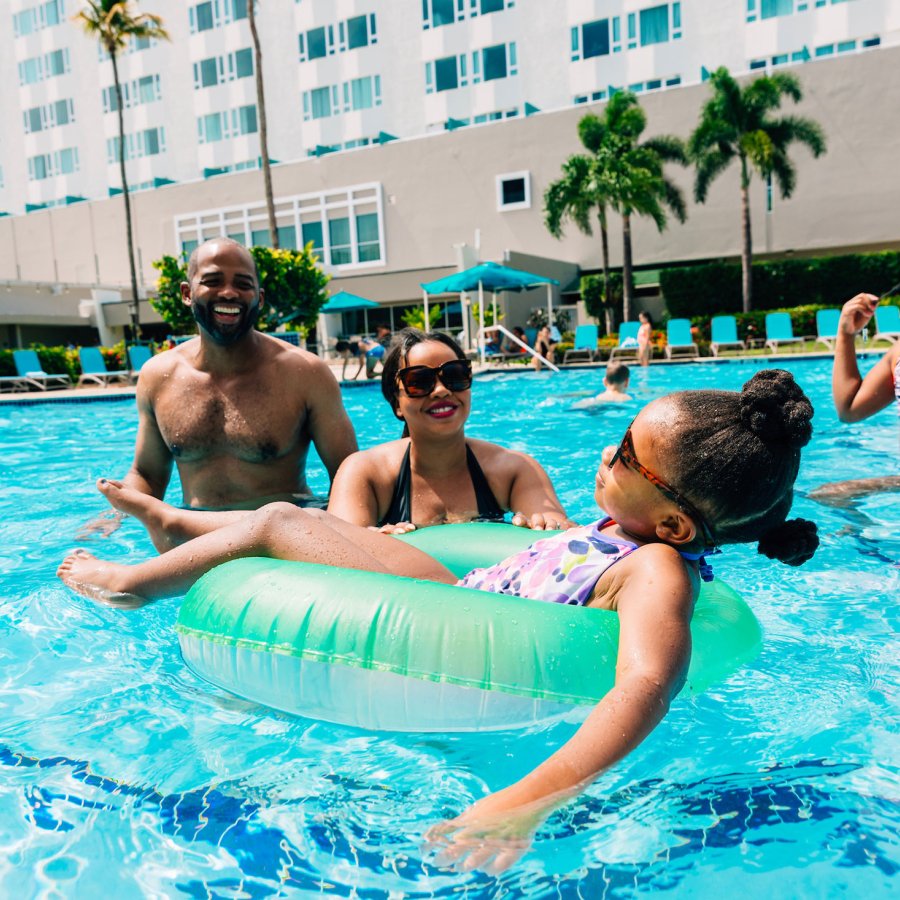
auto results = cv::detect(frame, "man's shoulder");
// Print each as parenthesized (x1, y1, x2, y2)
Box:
(262, 335, 334, 375)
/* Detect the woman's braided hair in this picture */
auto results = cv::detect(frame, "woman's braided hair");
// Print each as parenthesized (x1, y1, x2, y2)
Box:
(664, 369, 818, 566)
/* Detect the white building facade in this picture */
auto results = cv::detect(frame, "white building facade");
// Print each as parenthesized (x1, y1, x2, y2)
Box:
(0, 0, 898, 344)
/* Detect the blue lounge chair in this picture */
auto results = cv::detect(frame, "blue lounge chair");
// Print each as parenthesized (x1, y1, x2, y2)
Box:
(710, 315, 746, 356)
(524, 327, 537, 347)
(127, 345, 153, 381)
(13, 349, 72, 391)
(0, 375, 28, 393)
(665, 318, 699, 359)
(873, 305, 900, 344)
(814, 309, 841, 351)
(563, 324, 599, 363)
(764, 313, 804, 353)
(77, 347, 130, 387)
(609, 321, 641, 360)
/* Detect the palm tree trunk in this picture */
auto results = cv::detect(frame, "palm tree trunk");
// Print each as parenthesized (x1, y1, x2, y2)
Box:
(621, 213, 634, 323)
(599, 212, 613, 334)
(740, 163, 753, 313)
(112, 50, 141, 339)
(248, 1, 278, 249)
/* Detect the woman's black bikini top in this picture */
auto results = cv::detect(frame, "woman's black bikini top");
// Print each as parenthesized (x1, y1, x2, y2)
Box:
(379, 443, 506, 526)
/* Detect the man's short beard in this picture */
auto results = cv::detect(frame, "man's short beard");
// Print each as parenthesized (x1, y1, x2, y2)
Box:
(192, 301, 261, 346)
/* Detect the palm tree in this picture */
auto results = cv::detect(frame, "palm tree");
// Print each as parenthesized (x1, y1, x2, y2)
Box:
(246, 1, 278, 249)
(545, 93, 687, 325)
(689, 67, 826, 312)
(74, 1, 168, 339)
(544, 122, 615, 331)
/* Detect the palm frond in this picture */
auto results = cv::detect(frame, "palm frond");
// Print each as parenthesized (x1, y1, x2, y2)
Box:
(693, 149, 733, 202)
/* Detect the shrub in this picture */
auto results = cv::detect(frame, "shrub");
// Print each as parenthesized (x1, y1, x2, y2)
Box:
(661, 251, 900, 318)
(151, 242, 330, 334)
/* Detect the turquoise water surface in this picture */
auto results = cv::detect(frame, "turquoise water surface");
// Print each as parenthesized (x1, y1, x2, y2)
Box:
(1, 357, 897, 898)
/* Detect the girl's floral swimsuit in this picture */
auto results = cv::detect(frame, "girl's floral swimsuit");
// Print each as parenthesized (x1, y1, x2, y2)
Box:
(457, 518, 715, 606)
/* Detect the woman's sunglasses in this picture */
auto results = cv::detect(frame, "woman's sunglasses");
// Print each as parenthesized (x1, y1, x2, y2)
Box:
(611, 426, 716, 548)
(396, 359, 473, 397)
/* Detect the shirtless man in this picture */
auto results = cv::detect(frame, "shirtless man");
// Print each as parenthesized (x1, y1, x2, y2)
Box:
(87, 237, 357, 531)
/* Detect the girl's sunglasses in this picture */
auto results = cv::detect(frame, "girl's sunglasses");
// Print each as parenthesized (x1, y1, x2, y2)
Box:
(611, 426, 717, 548)
(396, 359, 473, 397)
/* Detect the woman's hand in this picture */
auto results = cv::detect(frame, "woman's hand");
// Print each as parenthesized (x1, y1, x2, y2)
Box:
(372, 521, 417, 534)
(838, 293, 878, 335)
(511, 512, 575, 531)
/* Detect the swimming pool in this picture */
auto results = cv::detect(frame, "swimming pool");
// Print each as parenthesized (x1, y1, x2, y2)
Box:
(1, 357, 897, 897)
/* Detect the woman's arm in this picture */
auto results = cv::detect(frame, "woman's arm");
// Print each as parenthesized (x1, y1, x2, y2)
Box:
(326, 451, 384, 526)
(427, 547, 694, 873)
(503, 450, 576, 530)
(833, 294, 897, 422)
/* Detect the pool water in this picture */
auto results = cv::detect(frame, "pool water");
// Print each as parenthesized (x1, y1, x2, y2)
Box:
(1, 357, 897, 898)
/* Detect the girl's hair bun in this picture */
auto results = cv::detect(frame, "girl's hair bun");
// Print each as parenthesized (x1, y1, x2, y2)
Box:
(757, 518, 819, 566)
(740, 369, 814, 449)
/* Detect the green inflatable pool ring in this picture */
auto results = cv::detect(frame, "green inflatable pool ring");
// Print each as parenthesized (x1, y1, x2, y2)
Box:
(176, 523, 762, 732)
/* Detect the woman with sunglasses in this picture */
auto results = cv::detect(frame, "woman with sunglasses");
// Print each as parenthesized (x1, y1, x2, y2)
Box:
(61, 369, 818, 872)
(327, 328, 573, 533)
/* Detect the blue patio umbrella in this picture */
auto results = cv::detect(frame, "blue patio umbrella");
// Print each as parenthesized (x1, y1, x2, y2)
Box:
(314, 291, 381, 355)
(421, 262, 559, 369)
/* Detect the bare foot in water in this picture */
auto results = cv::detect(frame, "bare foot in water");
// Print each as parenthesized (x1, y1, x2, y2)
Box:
(97, 479, 180, 552)
(57, 548, 148, 609)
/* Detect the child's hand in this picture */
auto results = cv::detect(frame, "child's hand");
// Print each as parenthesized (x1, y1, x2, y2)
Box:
(424, 800, 547, 875)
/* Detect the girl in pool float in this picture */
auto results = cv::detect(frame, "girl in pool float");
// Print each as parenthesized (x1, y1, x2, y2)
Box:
(58, 368, 819, 874)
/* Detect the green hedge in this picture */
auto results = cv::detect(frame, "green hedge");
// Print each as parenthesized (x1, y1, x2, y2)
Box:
(661, 251, 900, 318)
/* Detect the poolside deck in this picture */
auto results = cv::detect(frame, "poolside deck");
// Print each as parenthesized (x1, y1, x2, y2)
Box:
(0, 346, 889, 404)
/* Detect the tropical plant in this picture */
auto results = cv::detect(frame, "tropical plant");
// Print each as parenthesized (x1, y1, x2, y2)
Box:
(150, 243, 330, 334)
(544, 128, 615, 325)
(471, 305, 504, 326)
(546, 94, 688, 323)
(74, 1, 168, 338)
(526, 307, 571, 333)
(580, 272, 623, 334)
(401, 304, 443, 330)
(688, 66, 827, 312)
(246, 0, 278, 248)
(150, 254, 194, 334)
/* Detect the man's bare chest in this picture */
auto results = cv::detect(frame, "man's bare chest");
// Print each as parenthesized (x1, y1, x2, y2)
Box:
(154, 384, 305, 463)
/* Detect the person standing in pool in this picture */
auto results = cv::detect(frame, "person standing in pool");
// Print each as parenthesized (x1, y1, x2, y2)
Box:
(83, 237, 357, 534)
(328, 328, 573, 533)
(59, 370, 817, 873)
(810, 291, 900, 507)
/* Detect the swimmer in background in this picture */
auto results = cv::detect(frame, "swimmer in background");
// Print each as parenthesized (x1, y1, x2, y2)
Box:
(637, 312, 653, 367)
(334, 339, 365, 381)
(809, 290, 900, 508)
(573, 362, 632, 408)
(59, 369, 818, 874)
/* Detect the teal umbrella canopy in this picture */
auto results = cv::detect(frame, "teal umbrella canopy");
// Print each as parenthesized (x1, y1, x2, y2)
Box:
(422, 262, 558, 295)
(321, 291, 381, 313)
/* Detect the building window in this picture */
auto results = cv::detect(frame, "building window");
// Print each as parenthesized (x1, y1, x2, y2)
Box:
(474, 43, 517, 82)
(761, 0, 794, 18)
(102, 75, 162, 113)
(572, 19, 611, 61)
(192, 49, 254, 88)
(23, 99, 75, 133)
(301, 25, 334, 61)
(197, 106, 257, 143)
(176, 184, 385, 270)
(479, 0, 508, 13)
(640, 5, 669, 46)
(28, 147, 80, 180)
(18, 48, 70, 86)
(344, 14, 377, 50)
(13, 0, 63, 37)
(106, 128, 166, 163)
(426, 54, 467, 93)
(496, 172, 531, 211)
(423, 0, 464, 29)
(189, 0, 248, 33)
(345, 76, 382, 111)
